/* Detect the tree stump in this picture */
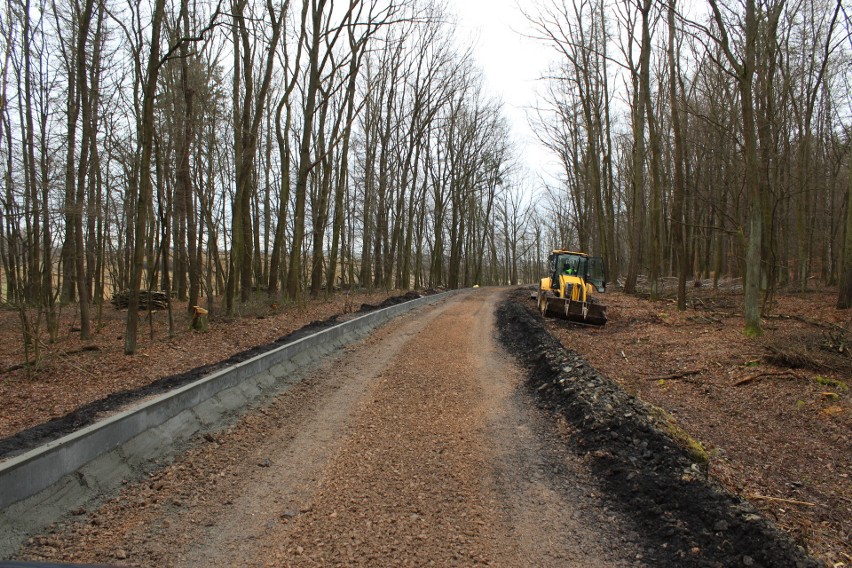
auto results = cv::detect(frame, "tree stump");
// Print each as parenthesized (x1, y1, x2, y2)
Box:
(191, 306, 208, 331)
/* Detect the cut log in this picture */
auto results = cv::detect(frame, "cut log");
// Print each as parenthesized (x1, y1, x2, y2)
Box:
(111, 290, 169, 310)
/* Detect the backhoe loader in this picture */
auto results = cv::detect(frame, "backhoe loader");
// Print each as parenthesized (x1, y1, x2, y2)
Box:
(537, 250, 608, 326)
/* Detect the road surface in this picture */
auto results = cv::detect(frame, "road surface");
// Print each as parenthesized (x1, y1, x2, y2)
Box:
(20, 289, 649, 566)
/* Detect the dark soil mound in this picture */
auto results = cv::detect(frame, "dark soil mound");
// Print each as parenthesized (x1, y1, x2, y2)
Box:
(495, 288, 821, 568)
(358, 290, 424, 311)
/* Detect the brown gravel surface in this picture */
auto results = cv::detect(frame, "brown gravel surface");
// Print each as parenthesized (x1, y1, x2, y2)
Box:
(543, 285, 851, 566)
(17, 289, 647, 567)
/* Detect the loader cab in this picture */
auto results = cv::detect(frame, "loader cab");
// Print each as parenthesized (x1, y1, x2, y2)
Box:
(549, 251, 606, 293)
(586, 256, 606, 293)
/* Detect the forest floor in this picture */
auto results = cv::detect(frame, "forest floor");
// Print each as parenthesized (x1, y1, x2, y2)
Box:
(0, 283, 850, 565)
(543, 280, 851, 566)
(0, 289, 422, 448)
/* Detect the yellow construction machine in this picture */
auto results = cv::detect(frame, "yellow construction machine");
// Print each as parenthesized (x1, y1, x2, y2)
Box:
(537, 250, 608, 326)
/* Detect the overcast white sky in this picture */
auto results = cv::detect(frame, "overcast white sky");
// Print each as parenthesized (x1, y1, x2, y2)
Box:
(447, 0, 560, 192)
(446, 0, 715, 193)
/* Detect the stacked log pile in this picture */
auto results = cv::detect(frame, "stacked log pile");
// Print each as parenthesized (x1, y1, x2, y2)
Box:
(111, 290, 169, 310)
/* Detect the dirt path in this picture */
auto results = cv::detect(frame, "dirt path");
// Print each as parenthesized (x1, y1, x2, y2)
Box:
(19, 289, 644, 566)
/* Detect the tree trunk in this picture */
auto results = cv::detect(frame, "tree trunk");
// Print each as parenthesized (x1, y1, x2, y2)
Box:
(268, 95, 292, 295)
(668, 0, 687, 310)
(287, 0, 323, 299)
(124, 0, 166, 354)
(326, 29, 362, 293)
(837, 151, 852, 307)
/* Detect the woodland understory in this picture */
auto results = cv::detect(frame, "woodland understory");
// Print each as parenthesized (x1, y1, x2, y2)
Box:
(1, 0, 850, 352)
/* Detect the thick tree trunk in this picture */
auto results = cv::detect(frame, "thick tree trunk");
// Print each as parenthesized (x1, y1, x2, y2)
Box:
(287, 1, 323, 299)
(228, 0, 285, 310)
(124, 0, 166, 354)
(624, 79, 645, 295)
(268, 96, 292, 296)
(326, 36, 362, 294)
(174, 2, 196, 308)
(837, 154, 852, 308)
(668, 0, 687, 310)
(738, 6, 762, 337)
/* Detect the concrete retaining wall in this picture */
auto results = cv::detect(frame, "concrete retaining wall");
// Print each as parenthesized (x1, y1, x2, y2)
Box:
(0, 291, 453, 556)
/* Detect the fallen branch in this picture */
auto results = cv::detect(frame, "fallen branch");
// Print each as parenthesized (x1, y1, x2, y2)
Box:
(37, 340, 97, 379)
(748, 494, 816, 507)
(63, 345, 101, 356)
(688, 315, 723, 324)
(3, 362, 30, 374)
(4, 344, 101, 375)
(648, 369, 704, 381)
(767, 313, 850, 334)
(763, 344, 832, 371)
(734, 371, 806, 386)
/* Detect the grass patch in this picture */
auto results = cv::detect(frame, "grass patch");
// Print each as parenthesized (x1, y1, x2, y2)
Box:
(812, 376, 848, 391)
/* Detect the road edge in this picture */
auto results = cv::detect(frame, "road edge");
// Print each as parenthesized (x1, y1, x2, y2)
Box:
(0, 290, 457, 558)
(495, 288, 822, 568)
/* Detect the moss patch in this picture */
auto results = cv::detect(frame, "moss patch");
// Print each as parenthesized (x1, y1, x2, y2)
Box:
(812, 376, 848, 391)
(649, 405, 709, 465)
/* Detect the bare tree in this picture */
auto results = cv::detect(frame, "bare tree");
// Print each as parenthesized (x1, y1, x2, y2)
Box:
(285, 0, 361, 299)
(225, 0, 286, 315)
(124, 0, 167, 354)
(708, 0, 784, 336)
(525, 0, 617, 278)
(668, 0, 688, 309)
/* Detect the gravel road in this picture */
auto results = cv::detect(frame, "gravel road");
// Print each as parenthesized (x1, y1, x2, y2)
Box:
(20, 289, 648, 566)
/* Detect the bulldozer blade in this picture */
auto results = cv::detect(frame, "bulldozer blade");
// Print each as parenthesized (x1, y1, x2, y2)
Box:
(542, 296, 608, 326)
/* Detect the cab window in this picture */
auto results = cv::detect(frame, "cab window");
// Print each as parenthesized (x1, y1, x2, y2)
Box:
(587, 257, 606, 292)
